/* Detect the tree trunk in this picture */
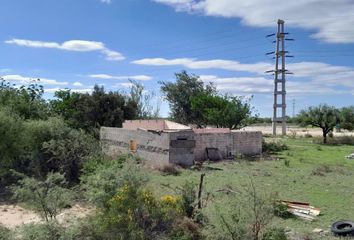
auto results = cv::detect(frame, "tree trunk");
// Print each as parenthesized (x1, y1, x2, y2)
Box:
(322, 130, 327, 144)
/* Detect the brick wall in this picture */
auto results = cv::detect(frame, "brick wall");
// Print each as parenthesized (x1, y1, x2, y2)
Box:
(169, 131, 195, 166)
(194, 133, 233, 161)
(232, 131, 262, 156)
(100, 127, 196, 167)
(100, 127, 170, 166)
(101, 127, 262, 165)
(194, 131, 262, 161)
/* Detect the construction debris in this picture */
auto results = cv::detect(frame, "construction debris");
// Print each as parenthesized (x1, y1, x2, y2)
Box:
(279, 200, 320, 221)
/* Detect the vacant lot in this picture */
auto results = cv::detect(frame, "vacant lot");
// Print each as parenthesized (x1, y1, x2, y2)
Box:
(242, 125, 354, 137)
(149, 137, 354, 239)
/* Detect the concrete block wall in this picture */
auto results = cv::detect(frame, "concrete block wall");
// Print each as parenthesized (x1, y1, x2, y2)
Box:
(194, 133, 233, 161)
(169, 131, 195, 166)
(101, 127, 262, 166)
(100, 127, 170, 166)
(232, 131, 262, 156)
(194, 131, 262, 161)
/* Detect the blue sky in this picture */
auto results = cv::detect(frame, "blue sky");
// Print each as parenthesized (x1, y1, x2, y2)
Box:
(1, 0, 354, 117)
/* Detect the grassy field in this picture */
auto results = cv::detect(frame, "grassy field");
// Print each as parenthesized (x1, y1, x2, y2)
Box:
(148, 137, 354, 239)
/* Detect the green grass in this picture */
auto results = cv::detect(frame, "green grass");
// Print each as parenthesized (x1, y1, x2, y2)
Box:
(147, 137, 354, 239)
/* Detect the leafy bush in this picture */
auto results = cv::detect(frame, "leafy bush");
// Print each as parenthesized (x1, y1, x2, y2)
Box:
(262, 227, 287, 240)
(12, 173, 73, 221)
(16, 221, 64, 240)
(82, 155, 148, 208)
(0, 108, 26, 187)
(23, 117, 97, 182)
(42, 128, 97, 183)
(273, 202, 291, 219)
(179, 181, 198, 218)
(262, 140, 289, 154)
(0, 80, 49, 120)
(95, 183, 203, 240)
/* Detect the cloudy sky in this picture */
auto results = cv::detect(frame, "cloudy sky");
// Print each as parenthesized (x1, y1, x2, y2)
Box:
(1, 0, 354, 117)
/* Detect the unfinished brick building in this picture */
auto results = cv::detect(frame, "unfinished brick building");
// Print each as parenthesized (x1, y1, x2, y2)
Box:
(100, 120, 262, 167)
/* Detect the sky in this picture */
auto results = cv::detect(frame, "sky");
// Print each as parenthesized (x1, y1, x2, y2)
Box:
(1, 0, 354, 117)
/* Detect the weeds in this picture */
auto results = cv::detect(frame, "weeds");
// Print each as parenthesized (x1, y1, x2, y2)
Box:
(159, 164, 181, 176)
(313, 136, 354, 145)
(283, 159, 290, 167)
(262, 227, 288, 240)
(218, 179, 275, 240)
(311, 164, 332, 176)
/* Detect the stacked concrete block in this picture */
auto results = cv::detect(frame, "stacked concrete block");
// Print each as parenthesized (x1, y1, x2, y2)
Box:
(100, 127, 195, 167)
(232, 131, 262, 156)
(100, 126, 262, 167)
(194, 133, 233, 161)
(100, 127, 170, 166)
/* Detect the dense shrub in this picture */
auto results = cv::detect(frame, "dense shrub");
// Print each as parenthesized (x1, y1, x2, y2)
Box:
(262, 139, 289, 154)
(262, 227, 288, 240)
(82, 155, 148, 208)
(16, 221, 64, 240)
(0, 108, 26, 187)
(21, 117, 96, 182)
(0, 80, 49, 120)
(313, 136, 354, 145)
(273, 202, 291, 219)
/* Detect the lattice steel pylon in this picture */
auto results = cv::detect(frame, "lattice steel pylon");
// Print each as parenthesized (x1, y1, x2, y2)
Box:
(272, 19, 287, 136)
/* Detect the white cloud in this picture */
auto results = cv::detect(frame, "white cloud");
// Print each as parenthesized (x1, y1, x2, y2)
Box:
(89, 74, 152, 81)
(46, 88, 92, 94)
(100, 0, 111, 4)
(200, 75, 273, 93)
(152, 0, 354, 43)
(2, 74, 68, 86)
(200, 74, 348, 96)
(73, 81, 83, 86)
(114, 82, 134, 88)
(5, 38, 125, 61)
(132, 58, 271, 74)
(132, 56, 354, 93)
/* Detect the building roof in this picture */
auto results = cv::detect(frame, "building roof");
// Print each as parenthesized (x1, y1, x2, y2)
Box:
(122, 119, 191, 131)
(193, 128, 231, 134)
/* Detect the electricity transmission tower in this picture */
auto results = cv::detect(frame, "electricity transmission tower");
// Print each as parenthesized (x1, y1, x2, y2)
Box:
(266, 19, 293, 136)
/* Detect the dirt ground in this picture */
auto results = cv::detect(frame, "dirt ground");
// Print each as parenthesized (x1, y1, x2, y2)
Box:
(0, 203, 93, 229)
(241, 125, 354, 137)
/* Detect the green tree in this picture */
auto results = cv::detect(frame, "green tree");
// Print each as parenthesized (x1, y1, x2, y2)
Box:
(339, 106, 354, 131)
(51, 85, 138, 133)
(297, 104, 339, 143)
(160, 71, 216, 125)
(0, 108, 26, 187)
(191, 93, 253, 129)
(0, 80, 49, 120)
(129, 80, 160, 119)
(23, 117, 96, 182)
